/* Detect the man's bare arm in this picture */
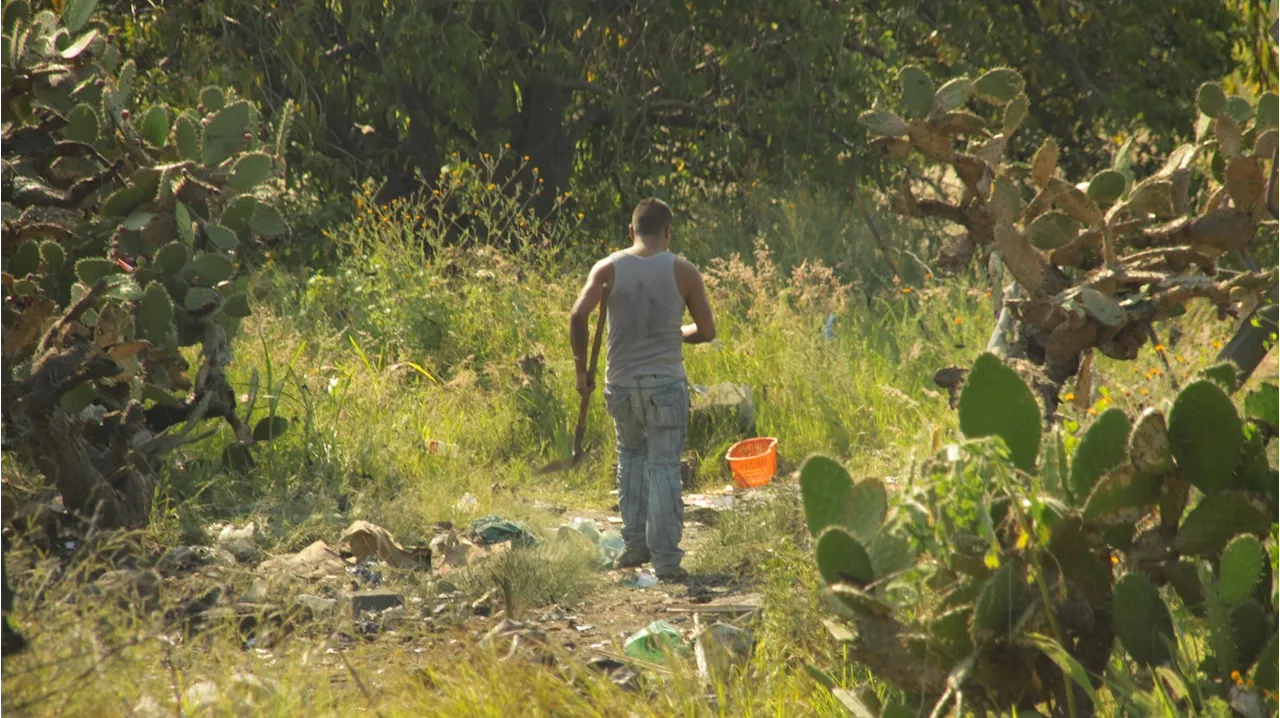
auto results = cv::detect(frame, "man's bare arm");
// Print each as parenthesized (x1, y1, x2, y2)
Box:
(677, 260, 716, 344)
(570, 260, 612, 386)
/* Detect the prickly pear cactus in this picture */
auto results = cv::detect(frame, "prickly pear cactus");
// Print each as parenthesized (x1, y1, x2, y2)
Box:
(802, 352, 1278, 716)
(862, 65, 1277, 400)
(0, 0, 292, 528)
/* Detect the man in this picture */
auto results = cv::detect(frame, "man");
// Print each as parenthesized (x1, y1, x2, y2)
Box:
(569, 198, 716, 582)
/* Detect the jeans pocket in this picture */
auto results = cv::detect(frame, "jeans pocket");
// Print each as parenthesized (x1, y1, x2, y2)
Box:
(604, 388, 630, 417)
(650, 385, 688, 429)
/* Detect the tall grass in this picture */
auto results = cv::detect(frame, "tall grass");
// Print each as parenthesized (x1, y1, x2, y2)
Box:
(4, 151, 1255, 716)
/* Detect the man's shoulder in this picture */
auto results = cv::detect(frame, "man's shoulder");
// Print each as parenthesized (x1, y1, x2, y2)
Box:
(672, 255, 702, 276)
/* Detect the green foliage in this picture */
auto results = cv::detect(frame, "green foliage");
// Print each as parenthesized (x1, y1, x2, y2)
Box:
(802, 353, 1277, 713)
(815, 528, 874, 587)
(1167, 380, 1243, 495)
(1068, 407, 1131, 502)
(1114, 573, 1176, 665)
(957, 352, 1041, 471)
(1, 1, 289, 529)
(1218, 535, 1263, 605)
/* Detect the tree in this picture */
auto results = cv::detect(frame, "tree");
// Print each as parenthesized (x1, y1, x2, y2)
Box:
(1, 0, 288, 528)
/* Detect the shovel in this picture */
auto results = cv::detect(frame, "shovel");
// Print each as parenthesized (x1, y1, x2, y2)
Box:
(538, 284, 610, 474)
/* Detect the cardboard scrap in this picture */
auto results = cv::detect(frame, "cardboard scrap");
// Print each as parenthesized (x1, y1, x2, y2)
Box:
(339, 520, 432, 570)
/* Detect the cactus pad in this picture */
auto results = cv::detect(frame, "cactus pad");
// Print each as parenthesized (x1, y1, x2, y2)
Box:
(38, 240, 65, 270)
(74, 257, 122, 284)
(64, 103, 98, 143)
(62, 0, 96, 33)
(1255, 635, 1278, 691)
(175, 202, 194, 244)
(1085, 169, 1126, 206)
(1197, 82, 1227, 117)
(204, 223, 240, 251)
(958, 353, 1041, 471)
(847, 477, 887, 543)
(814, 528, 874, 587)
(175, 114, 200, 162)
(1230, 599, 1269, 672)
(857, 108, 909, 137)
(1256, 92, 1278, 130)
(1242, 382, 1277, 432)
(930, 77, 971, 116)
(1218, 535, 1263, 605)
(1224, 96, 1253, 125)
(1025, 211, 1077, 251)
(971, 559, 1027, 641)
(141, 105, 169, 148)
(199, 86, 225, 114)
(1199, 361, 1241, 393)
(897, 66, 934, 120)
(155, 242, 189, 274)
(868, 532, 915, 579)
(221, 293, 251, 319)
(1167, 379, 1242, 495)
(228, 152, 272, 191)
(253, 416, 290, 442)
(248, 204, 289, 237)
(1114, 573, 1176, 666)
(183, 287, 216, 312)
(800, 455, 854, 537)
(220, 196, 258, 236)
(1002, 94, 1028, 135)
(1128, 407, 1174, 475)
(191, 253, 235, 284)
(138, 281, 174, 345)
(1069, 407, 1131, 501)
(1173, 491, 1272, 555)
(202, 100, 252, 167)
(971, 68, 1024, 104)
(1082, 465, 1161, 525)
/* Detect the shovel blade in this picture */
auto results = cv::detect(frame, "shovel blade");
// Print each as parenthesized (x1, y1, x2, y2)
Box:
(535, 446, 590, 475)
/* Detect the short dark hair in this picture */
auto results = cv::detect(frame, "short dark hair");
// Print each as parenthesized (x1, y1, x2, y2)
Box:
(631, 198, 673, 237)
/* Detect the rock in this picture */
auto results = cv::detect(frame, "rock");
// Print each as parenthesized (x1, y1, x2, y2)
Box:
(243, 578, 269, 603)
(350, 590, 403, 619)
(294, 594, 337, 620)
(156, 546, 237, 576)
(95, 568, 162, 611)
(182, 680, 221, 713)
(213, 522, 262, 563)
(131, 696, 169, 718)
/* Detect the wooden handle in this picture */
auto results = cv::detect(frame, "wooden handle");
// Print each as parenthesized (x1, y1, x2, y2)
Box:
(573, 284, 610, 456)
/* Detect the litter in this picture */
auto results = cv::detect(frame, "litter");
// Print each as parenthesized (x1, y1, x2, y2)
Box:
(693, 617, 754, 682)
(597, 531, 625, 565)
(339, 520, 432, 570)
(257, 541, 346, 579)
(469, 515, 538, 547)
(567, 517, 600, 544)
(623, 620, 690, 663)
(623, 570, 658, 589)
(424, 438, 460, 457)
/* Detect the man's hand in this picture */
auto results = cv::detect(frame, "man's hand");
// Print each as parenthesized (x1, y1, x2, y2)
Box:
(576, 370, 596, 399)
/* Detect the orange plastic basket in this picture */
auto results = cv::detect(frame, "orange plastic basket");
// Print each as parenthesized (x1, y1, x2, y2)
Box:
(726, 437, 778, 489)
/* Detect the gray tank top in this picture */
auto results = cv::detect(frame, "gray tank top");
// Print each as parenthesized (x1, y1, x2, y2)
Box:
(605, 250, 687, 385)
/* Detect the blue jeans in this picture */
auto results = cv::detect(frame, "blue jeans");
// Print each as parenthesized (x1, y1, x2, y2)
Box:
(604, 375, 689, 572)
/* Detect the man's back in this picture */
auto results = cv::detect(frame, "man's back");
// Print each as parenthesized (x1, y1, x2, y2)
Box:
(605, 250, 687, 386)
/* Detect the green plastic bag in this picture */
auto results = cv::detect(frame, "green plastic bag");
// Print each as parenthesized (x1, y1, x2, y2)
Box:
(623, 620, 690, 662)
(468, 515, 537, 547)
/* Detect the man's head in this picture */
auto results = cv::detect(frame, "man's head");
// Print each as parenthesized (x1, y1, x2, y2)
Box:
(629, 198, 673, 246)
